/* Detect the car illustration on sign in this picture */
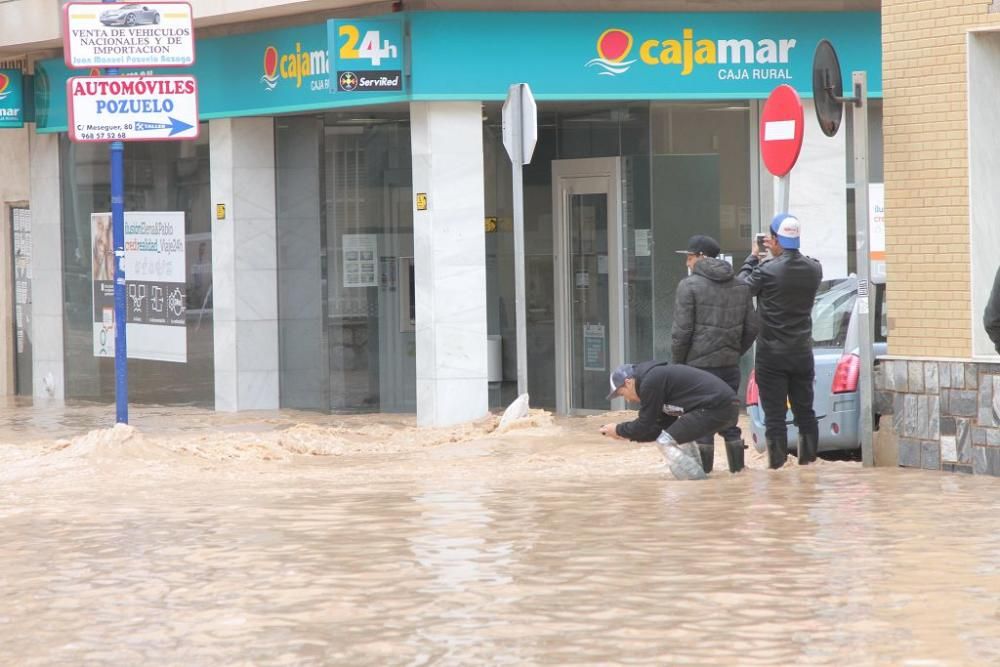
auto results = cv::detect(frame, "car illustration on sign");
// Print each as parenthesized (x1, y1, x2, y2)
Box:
(100, 4, 161, 26)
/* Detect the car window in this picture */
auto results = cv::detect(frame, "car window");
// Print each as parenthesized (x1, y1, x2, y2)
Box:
(811, 278, 857, 348)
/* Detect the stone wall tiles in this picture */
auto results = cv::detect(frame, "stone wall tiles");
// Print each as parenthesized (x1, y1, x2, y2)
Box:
(920, 442, 940, 470)
(898, 438, 922, 468)
(908, 361, 925, 393)
(924, 362, 939, 394)
(966, 363, 979, 392)
(939, 361, 951, 389)
(957, 419, 972, 464)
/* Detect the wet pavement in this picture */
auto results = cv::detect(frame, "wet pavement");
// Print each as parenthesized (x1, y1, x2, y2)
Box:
(1, 399, 999, 665)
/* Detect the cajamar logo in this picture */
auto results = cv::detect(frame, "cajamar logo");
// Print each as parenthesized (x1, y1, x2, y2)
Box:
(0, 72, 11, 101)
(586, 27, 798, 79)
(260, 42, 330, 91)
(586, 29, 636, 76)
(261, 46, 279, 90)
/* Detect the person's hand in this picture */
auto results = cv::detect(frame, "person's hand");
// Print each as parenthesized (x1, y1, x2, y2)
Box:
(599, 423, 622, 439)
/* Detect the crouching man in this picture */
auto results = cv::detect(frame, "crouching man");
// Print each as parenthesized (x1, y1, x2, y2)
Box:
(599, 361, 741, 480)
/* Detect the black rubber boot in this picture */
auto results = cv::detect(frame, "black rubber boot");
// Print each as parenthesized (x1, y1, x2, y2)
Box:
(766, 435, 788, 470)
(697, 442, 715, 474)
(724, 439, 746, 473)
(798, 432, 819, 465)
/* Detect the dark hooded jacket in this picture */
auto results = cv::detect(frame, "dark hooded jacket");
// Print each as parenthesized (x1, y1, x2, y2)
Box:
(615, 360, 737, 442)
(986, 265, 1000, 353)
(671, 257, 758, 368)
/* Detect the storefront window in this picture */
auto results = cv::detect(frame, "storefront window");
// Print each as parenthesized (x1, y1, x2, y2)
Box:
(484, 103, 650, 410)
(649, 102, 752, 361)
(59, 128, 214, 405)
(276, 110, 415, 412)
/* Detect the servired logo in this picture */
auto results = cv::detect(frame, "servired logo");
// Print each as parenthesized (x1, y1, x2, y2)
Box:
(0, 73, 10, 101)
(260, 42, 330, 92)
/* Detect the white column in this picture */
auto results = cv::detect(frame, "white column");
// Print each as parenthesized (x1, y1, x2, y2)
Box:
(210, 117, 279, 411)
(410, 102, 488, 426)
(783, 100, 848, 278)
(28, 132, 64, 400)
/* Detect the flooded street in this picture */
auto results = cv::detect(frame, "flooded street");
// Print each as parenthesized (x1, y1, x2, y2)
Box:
(2, 402, 1000, 665)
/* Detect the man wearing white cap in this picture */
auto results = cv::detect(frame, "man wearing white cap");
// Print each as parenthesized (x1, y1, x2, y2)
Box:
(738, 213, 823, 468)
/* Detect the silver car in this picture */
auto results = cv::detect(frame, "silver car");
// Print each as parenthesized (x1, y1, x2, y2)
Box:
(746, 276, 888, 454)
(100, 4, 161, 26)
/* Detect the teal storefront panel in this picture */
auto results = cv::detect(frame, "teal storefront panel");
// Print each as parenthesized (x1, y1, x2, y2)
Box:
(0, 69, 25, 128)
(328, 17, 406, 94)
(407, 12, 881, 101)
(35, 11, 880, 133)
(35, 22, 407, 132)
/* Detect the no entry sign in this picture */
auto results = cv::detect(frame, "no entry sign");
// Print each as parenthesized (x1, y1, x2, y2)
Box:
(760, 84, 804, 177)
(67, 75, 198, 142)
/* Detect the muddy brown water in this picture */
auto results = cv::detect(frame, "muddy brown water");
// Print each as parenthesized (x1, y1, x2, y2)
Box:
(1, 401, 999, 665)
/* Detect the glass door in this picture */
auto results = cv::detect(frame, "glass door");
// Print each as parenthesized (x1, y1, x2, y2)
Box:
(552, 158, 623, 414)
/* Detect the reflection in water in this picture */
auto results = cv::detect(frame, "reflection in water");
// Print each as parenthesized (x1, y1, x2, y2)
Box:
(0, 400, 999, 664)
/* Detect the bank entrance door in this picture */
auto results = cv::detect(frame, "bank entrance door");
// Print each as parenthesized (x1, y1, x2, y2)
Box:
(552, 158, 624, 415)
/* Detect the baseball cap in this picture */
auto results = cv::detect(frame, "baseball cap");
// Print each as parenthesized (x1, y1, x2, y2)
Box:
(674, 234, 721, 258)
(770, 213, 801, 250)
(606, 363, 636, 400)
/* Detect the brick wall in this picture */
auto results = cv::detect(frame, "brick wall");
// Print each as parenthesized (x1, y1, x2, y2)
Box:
(883, 0, 1000, 357)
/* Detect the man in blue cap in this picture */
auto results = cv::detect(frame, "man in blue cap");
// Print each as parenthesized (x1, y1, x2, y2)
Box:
(599, 361, 740, 480)
(738, 213, 823, 468)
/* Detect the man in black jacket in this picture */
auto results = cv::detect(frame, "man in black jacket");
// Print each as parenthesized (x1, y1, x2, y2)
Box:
(599, 361, 740, 480)
(984, 265, 1000, 353)
(672, 234, 757, 473)
(738, 213, 823, 468)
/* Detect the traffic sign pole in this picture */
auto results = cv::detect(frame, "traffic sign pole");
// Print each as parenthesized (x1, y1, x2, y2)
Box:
(103, 0, 128, 424)
(503, 83, 537, 398)
(852, 71, 874, 467)
(777, 173, 790, 215)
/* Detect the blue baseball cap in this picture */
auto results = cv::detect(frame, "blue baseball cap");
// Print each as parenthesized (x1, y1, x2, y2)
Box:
(770, 213, 801, 250)
(606, 363, 636, 400)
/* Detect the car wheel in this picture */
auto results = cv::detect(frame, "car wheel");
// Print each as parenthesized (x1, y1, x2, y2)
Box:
(153, 13, 160, 24)
(125, 14, 136, 26)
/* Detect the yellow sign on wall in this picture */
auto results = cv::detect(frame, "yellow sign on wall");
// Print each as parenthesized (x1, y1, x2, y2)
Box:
(215, 203, 226, 220)
(415, 193, 428, 210)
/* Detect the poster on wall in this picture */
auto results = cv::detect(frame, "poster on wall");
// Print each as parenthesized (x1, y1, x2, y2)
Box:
(12, 208, 31, 354)
(868, 183, 885, 280)
(342, 233, 377, 287)
(583, 323, 606, 372)
(92, 211, 187, 363)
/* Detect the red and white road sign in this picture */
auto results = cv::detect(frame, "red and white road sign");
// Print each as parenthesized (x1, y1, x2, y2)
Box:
(67, 75, 199, 142)
(760, 84, 804, 177)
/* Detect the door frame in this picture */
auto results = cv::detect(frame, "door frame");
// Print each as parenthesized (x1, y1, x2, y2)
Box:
(551, 157, 624, 415)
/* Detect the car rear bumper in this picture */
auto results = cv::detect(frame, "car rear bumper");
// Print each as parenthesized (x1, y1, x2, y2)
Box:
(747, 394, 863, 452)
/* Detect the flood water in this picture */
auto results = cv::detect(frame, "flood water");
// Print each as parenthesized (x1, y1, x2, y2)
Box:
(2, 400, 1000, 665)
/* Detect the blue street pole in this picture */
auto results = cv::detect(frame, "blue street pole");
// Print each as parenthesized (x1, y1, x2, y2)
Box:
(104, 0, 127, 424)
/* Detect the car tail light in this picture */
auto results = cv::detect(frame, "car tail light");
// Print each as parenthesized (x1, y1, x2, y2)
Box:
(746, 370, 759, 405)
(831, 353, 861, 394)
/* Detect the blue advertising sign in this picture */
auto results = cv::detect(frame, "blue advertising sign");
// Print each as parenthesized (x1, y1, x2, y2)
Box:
(35, 11, 881, 133)
(408, 12, 881, 100)
(328, 18, 406, 94)
(0, 69, 25, 128)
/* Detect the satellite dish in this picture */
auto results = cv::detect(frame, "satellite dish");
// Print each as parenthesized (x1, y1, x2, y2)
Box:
(812, 39, 844, 138)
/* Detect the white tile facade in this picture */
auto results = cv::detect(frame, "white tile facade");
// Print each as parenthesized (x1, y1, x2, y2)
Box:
(410, 102, 488, 426)
(210, 117, 280, 410)
(28, 132, 64, 399)
(783, 100, 848, 279)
